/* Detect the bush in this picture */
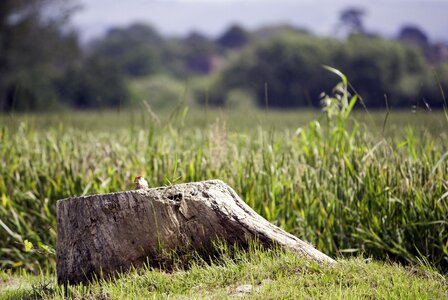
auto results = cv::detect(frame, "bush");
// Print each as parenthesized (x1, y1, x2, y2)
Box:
(130, 75, 194, 110)
(58, 58, 130, 109)
(213, 33, 439, 109)
(90, 23, 163, 78)
(335, 36, 429, 107)
(213, 34, 337, 108)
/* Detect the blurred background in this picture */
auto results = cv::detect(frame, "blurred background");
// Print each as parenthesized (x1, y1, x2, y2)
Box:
(1, 0, 447, 112)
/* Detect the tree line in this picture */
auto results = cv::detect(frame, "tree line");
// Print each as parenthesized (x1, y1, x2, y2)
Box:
(213, 33, 448, 109)
(0, 1, 447, 112)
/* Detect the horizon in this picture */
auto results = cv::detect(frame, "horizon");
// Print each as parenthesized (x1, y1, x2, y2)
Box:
(72, 0, 448, 43)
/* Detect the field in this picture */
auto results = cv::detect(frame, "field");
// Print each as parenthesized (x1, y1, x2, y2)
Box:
(0, 102, 447, 298)
(2, 247, 447, 299)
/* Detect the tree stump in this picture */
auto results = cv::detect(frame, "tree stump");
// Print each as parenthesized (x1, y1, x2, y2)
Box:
(57, 180, 334, 284)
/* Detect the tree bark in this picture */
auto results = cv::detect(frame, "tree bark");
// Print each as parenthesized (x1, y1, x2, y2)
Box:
(57, 180, 334, 284)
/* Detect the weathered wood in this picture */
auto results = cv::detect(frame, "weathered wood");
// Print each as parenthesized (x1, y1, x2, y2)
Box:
(57, 180, 334, 284)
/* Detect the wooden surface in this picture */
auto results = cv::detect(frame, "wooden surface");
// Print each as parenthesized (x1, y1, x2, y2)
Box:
(57, 180, 335, 284)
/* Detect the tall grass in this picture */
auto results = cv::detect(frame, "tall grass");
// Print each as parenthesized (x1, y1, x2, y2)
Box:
(0, 78, 447, 273)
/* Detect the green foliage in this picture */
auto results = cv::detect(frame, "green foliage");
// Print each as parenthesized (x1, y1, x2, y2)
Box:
(130, 75, 194, 110)
(57, 58, 130, 109)
(398, 25, 429, 47)
(23, 240, 33, 253)
(181, 32, 221, 75)
(336, 36, 429, 107)
(421, 62, 448, 110)
(0, 0, 79, 112)
(214, 33, 336, 107)
(338, 7, 367, 35)
(0, 102, 447, 274)
(224, 88, 256, 110)
(90, 23, 163, 77)
(2, 12, 447, 112)
(216, 24, 251, 49)
(0, 0, 135, 112)
(214, 33, 442, 108)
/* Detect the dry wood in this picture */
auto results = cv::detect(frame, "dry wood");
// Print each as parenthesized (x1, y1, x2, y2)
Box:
(57, 180, 334, 284)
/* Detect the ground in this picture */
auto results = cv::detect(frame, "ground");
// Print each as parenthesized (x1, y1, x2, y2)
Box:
(1, 250, 447, 299)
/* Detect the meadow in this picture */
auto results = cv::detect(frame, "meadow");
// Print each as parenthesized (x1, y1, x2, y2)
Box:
(0, 95, 447, 297)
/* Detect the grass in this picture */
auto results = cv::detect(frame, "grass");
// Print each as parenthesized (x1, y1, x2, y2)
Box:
(1, 107, 447, 136)
(1, 247, 447, 299)
(0, 107, 447, 272)
(0, 74, 447, 297)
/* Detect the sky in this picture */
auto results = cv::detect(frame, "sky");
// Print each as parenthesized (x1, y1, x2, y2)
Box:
(72, 0, 448, 42)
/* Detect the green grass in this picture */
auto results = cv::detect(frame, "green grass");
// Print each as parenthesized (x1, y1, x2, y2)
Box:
(1, 107, 447, 135)
(1, 247, 447, 299)
(1, 71, 448, 299)
(0, 104, 447, 273)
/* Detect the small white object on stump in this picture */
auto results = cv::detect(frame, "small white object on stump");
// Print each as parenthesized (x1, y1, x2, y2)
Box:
(56, 180, 334, 284)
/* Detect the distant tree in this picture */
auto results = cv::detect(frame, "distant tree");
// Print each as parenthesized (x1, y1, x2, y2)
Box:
(213, 34, 336, 108)
(254, 24, 310, 40)
(213, 33, 434, 108)
(57, 58, 129, 109)
(0, 0, 80, 111)
(216, 24, 250, 49)
(335, 36, 428, 107)
(398, 25, 429, 47)
(90, 23, 163, 77)
(184, 31, 210, 46)
(338, 7, 367, 36)
(182, 32, 221, 74)
(420, 62, 448, 108)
